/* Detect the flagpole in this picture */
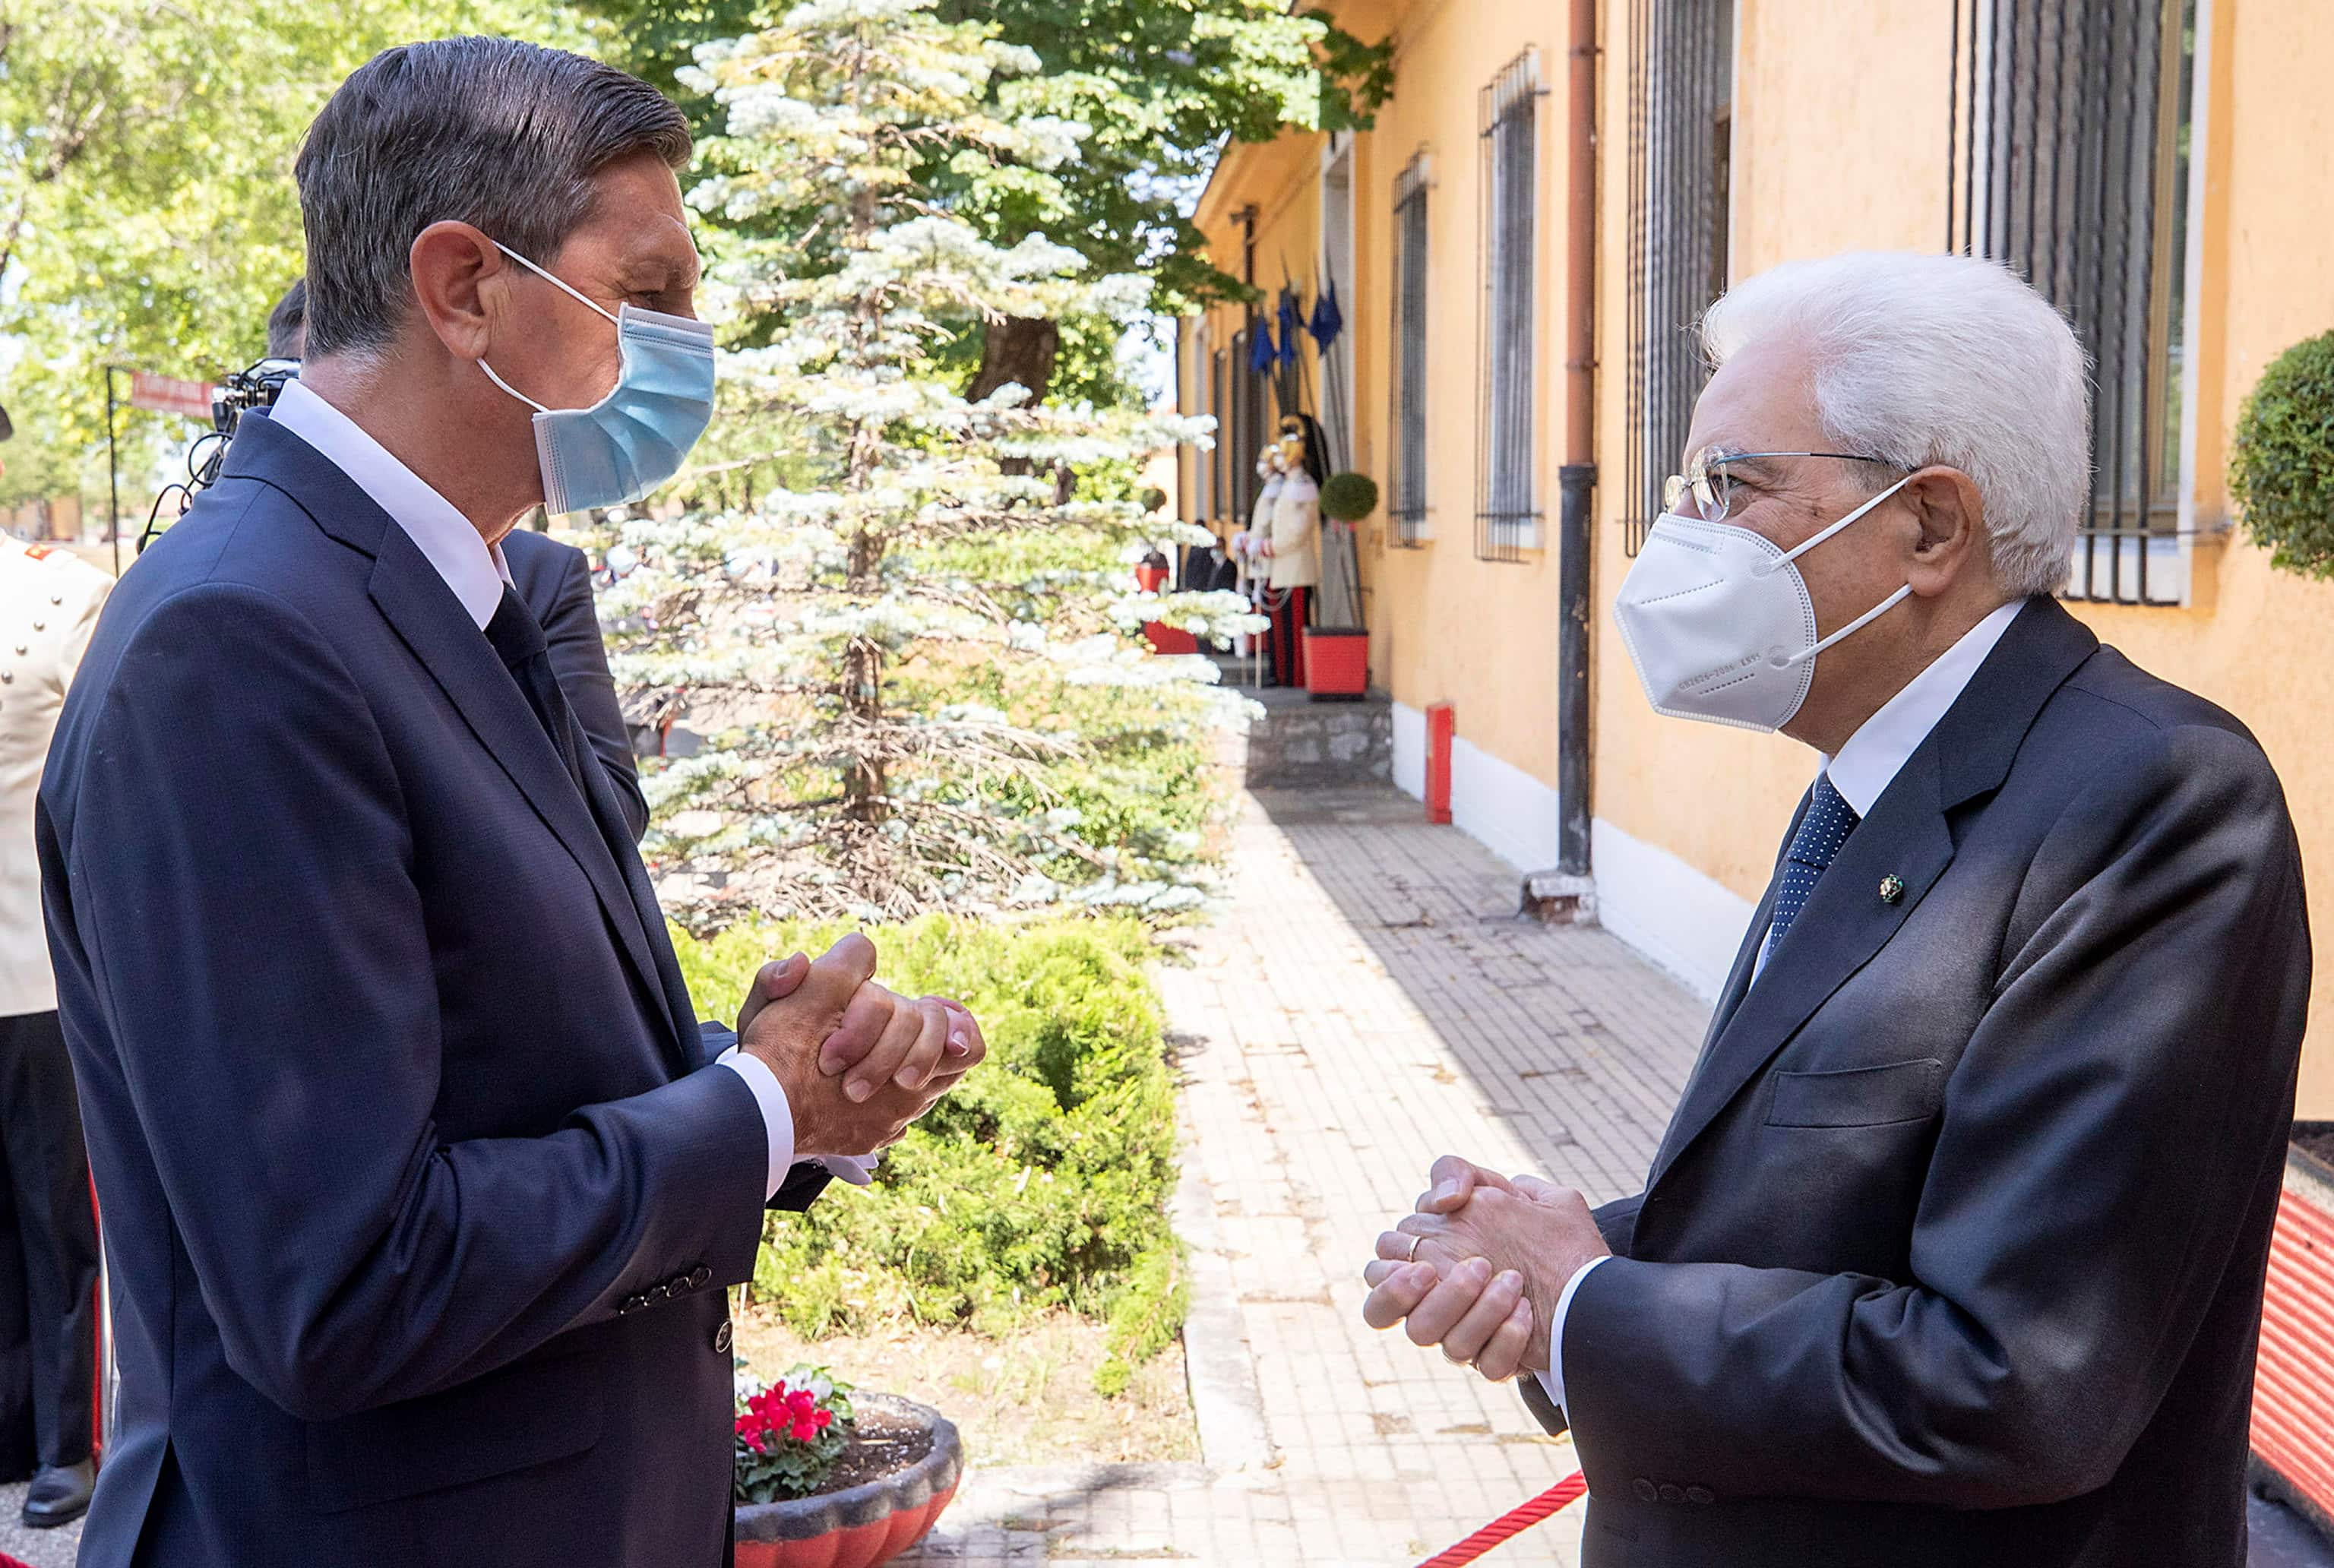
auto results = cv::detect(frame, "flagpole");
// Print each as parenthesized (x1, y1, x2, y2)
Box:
(105, 367, 122, 577)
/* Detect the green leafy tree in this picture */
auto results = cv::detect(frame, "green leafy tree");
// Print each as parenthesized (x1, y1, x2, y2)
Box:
(581, 0, 1391, 406)
(0, 0, 592, 515)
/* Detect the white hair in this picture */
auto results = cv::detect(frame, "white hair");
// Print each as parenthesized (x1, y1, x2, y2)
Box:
(1700, 250, 2090, 597)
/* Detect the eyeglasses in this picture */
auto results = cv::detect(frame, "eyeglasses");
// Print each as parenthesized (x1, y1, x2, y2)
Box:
(1662, 450, 1905, 524)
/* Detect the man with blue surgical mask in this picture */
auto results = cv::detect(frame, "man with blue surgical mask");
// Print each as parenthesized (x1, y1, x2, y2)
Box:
(39, 40, 985, 1568)
(1358, 251, 2310, 1568)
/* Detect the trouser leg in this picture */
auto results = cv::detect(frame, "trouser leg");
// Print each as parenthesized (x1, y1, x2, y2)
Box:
(0, 1012, 100, 1466)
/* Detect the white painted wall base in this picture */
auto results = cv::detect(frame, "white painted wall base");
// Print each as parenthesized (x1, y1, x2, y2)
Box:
(1387, 701, 1561, 871)
(1450, 736, 1564, 874)
(1591, 817, 1756, 1003)
(1392, 700, 1427, 801)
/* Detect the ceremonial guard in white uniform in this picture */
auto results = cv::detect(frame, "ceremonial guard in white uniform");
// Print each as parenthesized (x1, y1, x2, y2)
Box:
(0, 405, 110, 1528)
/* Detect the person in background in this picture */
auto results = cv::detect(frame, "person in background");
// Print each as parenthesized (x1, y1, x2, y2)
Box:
(1258, 413, 1323, 687)
(270, 276, 647, 838)
(0, 403, 109, 1527)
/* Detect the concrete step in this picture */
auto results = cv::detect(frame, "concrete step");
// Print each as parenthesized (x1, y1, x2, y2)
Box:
(1226, 676, 1393, 790)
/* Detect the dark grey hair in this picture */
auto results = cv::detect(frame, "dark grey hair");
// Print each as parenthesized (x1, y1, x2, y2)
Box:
(294, 37, 691, 360)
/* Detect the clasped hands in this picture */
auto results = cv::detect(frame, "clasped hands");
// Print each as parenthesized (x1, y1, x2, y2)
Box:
(733, 934, 986, 1162)
(1360, 1155, 1610, 1383)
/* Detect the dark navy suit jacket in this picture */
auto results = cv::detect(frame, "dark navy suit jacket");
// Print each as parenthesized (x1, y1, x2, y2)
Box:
(502, 527, 647, 842)
(36, 413, 824, 1566)
(1524, 598, 2310, 1567)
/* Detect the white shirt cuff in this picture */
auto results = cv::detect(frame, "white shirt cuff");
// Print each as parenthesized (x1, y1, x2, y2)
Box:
(1533, 1254, 1610, 1412)
(713, 1050, 881, 1195)
(716, 1049, 795, 1201)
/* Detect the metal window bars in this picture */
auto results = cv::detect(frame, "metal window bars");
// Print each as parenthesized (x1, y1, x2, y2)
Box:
(1388, 152, 1432, 549)
(1622, 0, 1733, 558)
(1949, 0, 2194, 605)
(1475, 50, 1545, 563)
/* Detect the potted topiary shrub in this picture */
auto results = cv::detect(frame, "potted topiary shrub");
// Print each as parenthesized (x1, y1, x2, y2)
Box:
(732, 1366, 963, 1568)
(2228, 328, 2334, 577)
(1306, 473, 1379, 700)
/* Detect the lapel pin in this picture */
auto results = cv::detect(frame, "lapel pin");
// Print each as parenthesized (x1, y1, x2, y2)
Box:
(1879, 874, 1905, 904)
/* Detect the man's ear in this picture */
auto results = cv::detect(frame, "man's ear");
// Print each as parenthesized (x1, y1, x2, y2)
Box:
(407, 220, 504, 362)
(1902, 466, 1989, 597)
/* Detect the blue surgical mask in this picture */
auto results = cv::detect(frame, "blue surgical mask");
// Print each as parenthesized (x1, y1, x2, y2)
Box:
(477, 242, 716, 515)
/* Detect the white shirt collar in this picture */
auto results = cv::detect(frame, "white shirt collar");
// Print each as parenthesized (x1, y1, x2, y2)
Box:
(267, 379, 514, 631)
(1821, 598, 2027, 817)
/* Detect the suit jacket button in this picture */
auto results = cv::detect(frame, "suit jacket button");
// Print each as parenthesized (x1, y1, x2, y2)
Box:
(646, 1283, 669, 1304)
(668, 1273, 693, 1296)
(620, 1295, 644, 1314)
(1633, 1478, 1659, 1503)
(1658, 1484, 1685, 1504)
(690, 1266, 712, 1289)
(713, 1319, 733, 1354)
(1686, 1487, 1715, 1506)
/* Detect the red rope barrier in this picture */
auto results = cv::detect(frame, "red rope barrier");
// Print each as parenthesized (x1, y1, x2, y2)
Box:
(1414, 1472, 1588, 1567)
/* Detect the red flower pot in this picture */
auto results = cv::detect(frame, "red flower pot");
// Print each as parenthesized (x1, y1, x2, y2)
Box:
(734, 1394, 963, 1568)
(1303, 628, 1368, 699)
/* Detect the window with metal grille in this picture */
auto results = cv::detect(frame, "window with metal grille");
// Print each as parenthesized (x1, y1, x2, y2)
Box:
(1622, 0, 1734, 558)
(1388, 152, 1431, 548)
(1228, 327, 1265, 526)
(1950, 0, 2196, 605)
(1475, 51, 1542, 562)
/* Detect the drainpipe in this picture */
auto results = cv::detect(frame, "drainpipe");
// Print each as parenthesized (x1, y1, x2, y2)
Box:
(1528, 0, 1600, 922)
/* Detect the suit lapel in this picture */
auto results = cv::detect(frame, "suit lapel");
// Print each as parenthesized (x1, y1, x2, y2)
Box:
(565, 703, 702, 1064)
(367, 531, 685, 1058)
(1649, 754, 1956, 1188)
(1646, 596, 2102, 1192)
(1703, 795, 1805, 1050)
(224, 417, 688, 1061)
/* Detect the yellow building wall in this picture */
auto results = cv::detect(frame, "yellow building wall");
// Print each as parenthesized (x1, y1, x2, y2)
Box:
(1188, 0, 1581, 824)
(1187, 0, 2334, 1113)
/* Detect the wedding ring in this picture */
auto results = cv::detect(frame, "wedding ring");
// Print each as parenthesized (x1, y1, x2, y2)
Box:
(1404, 1233, 1422, 1263)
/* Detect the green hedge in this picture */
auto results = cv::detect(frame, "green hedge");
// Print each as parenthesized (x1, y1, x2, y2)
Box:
(675, 914, 1186, 1394)
(2230, 329, 2334, 578)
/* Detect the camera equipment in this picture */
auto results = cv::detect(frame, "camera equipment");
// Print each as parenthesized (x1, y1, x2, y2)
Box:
(139, 358, 299, 553)
(210, 358, 300, 443)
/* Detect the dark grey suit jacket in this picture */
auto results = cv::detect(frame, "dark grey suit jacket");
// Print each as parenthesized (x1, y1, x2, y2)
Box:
(1527, 596, 2309, 1568)
(502, 527, 647, 842)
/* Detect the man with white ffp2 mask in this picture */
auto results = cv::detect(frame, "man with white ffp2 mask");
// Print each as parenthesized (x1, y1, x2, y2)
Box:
(1358, 251, 2310, 1568)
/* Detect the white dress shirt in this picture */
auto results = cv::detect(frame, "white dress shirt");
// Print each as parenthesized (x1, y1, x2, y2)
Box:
(1535, 596, 2026, 1410)
(267, 381, 818, 1200)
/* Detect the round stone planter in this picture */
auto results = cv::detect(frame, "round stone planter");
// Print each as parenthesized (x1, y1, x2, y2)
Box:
(733, 1393, 963, 1568)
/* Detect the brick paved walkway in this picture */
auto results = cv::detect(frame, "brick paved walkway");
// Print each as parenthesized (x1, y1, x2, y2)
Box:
(901, 783, 1709, 1565)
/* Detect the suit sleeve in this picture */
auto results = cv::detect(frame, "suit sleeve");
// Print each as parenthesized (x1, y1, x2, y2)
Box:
(697, 1023, 838, 1213)
(1517, 1193, 1646, 1438)
(1560, 722, 2309, 1510)
(65, 582, 768, 1422)
(530, 542, 647, 842)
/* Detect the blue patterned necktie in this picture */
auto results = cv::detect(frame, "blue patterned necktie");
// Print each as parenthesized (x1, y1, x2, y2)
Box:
(1763, 775, 1861, 959)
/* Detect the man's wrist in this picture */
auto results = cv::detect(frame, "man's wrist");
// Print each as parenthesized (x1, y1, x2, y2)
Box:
(1534, 1254, 1610, 1408)
(715, 1048, 798, 1200)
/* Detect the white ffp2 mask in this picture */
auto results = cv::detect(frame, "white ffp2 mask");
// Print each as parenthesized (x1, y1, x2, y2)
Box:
(1611, 474, 1915, 732)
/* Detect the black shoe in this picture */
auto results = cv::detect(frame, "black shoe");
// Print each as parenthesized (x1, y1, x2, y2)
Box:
(22, 1457, 93, 1528)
